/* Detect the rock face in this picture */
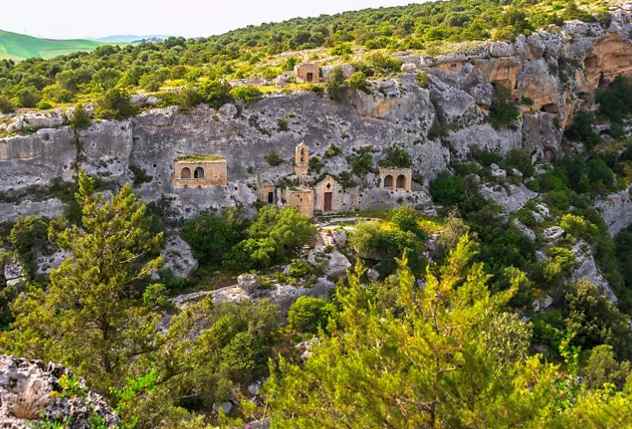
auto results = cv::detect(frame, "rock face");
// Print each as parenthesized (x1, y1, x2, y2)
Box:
(0, 355, 119, 429)
(0, 7, 631, 222)
(571, 241, 618, 304)
(596, 186, 632, 236)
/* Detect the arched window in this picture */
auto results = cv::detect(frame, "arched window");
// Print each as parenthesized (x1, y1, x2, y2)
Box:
(300, 148, 305, 162)
(396, 175, 406, 189)
(194, 167, 205, 179)
(384, 175, 394, 188)
(180, 167, 191, 179)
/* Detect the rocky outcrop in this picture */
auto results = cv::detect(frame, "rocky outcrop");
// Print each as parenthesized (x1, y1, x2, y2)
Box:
(571, 241, 619, 304)
(0, 6, 631, 224)
(0, 355, 118, 429)
(596, 186, 632, 236)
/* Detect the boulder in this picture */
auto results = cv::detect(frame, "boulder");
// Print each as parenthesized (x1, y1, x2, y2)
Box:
(237, 273, 259, 294)
(0, 355, 119, 429)
(479, 183, 537, 213)
(571, 241, 618, 303)
(595, 186, 632, 236)
(163, 234, 198, 278)
(543, 226, 565, 242)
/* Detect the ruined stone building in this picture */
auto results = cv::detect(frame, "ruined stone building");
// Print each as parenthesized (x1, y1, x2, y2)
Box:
(173, 156, 228, 189)
(379, 167, 412, 192)
(257, 180, 276, 204)
(284, 187, 314, 218)
(294, 63, 321, 83)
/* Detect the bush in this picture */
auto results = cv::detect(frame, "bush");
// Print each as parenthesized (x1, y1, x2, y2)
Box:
(564, 112, 600, 148)
(288, 296, 334, 334)
(0, 96, 15, 114)
(199, 79, 233, 109)
(69, 104, 91, 130)
(489, 85, 519, 129)
(230, 85, 263, 104)
(227, 207, 316, 269)
(175, 85, 205, 111)
(16, 86, 40, 108)
(309, 156, 324, 174)
(365, 52, 402, 76)
(416, 71, 429, 88)
(430, 172, 465, 205)
(596, 76, 632, 124)
(265, 151, 283, 166)
(9, 216, 49, 279)
(327, 67, 347, 102)
(182, 210, 246, 267)
(379, 146, 412, 168)
(505, 149, 534, 177)
(348, 150, 373, 177)
(96, 88, 137, 120)
(324, 145, 341, 158)
(347, 71, 370, 93)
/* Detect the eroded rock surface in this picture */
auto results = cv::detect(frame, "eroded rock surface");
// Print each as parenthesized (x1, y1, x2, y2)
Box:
(0, 355, 119, 429)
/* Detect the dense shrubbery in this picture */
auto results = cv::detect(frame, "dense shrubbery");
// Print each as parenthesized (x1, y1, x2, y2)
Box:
(182, 209, 247, 267)
(489, 85, 519, 129)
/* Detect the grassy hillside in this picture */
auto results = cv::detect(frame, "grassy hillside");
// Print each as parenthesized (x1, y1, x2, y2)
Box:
(0, 0, 613, 111)
(0, 29, 102, 60)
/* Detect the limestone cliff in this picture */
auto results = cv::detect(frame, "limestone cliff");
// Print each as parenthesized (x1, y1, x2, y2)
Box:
(1, 4, 632, 225)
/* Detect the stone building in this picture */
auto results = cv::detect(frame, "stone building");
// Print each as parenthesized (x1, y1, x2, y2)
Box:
(314, 175, 344, 213)
(379, 167, 412, 192)
(294, 63, 321, 83)
(294, 143, 310, 177)
(284, 187, 314, 218)
(257, 180, 276, 204)
(173, 156, 228, 189)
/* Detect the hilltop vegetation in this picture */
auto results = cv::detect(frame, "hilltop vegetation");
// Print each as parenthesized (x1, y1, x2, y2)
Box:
(0, 0, 610, 111)
(0, 29, 102, 61)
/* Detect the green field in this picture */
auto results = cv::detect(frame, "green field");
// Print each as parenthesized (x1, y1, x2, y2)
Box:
(0, 29, 102, 61)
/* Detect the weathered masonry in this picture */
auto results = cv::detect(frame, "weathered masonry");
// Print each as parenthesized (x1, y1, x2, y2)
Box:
(284, 187, 314, 218)
(294, 63, 321, 83)
(173, 156, 228, 188)
(294, 143, 310, 177)
(379, 167, 412, 192)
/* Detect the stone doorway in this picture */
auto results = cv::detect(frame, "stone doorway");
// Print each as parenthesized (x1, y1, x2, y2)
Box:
(267, 192, 274, 204)
(306, 72, 314, 82)
(324, 192, 333, 212)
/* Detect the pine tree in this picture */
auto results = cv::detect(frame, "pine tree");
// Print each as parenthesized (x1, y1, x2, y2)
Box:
(3, 172, 164, 393)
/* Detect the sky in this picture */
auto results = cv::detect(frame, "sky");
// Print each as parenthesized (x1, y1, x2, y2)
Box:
(2, 0, 421, 39)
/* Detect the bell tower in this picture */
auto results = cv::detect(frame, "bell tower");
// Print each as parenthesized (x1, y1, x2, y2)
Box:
(294, 143, 309, 177)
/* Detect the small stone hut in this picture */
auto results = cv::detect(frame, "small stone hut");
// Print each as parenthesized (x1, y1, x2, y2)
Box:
(173, 155, 228, 189)
(294, 63, 321, 83)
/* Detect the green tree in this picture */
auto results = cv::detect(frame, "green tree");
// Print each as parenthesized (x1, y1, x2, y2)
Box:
(0, 95, 14, 114)
(3, 172, 164, 393)
(287, 296, 334, 334)
(266, 236, 545, 427)
(68, 104, 91, 130)
(182, 210, 246, 266)
(96, 88, 138, 120)
(227, 207, 315, 269)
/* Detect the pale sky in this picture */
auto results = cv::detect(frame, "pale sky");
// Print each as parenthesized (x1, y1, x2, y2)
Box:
(2, 0, 422, 40)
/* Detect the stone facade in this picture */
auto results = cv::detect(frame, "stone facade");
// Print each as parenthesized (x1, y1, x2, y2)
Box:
(379, 167, 412, 192)
(314, 175, 342, 213)
(294, 143, 309, 177)
(257, 181, 276, 204)
(173, 157, 228, 189)
(284, 187, 314, 218)
(294, 63, 321, 83)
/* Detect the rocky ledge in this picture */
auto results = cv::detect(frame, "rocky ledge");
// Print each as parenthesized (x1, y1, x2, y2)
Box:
(0, 355, 119, 429)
